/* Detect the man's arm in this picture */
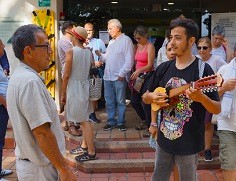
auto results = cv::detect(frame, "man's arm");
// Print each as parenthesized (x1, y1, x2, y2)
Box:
(0, 95, 6, 108)
(33, 123, 76, 180)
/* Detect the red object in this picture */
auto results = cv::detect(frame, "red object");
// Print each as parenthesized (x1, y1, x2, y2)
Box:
(60, 12, 65, 20)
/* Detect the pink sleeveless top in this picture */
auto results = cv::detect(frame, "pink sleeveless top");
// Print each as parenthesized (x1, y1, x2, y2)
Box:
(135, 45, 148, 72)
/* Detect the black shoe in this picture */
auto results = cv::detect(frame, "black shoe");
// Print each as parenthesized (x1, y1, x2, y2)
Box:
(117, 125, 127, 131)
(70, 146, 88, 155)
(75, 152, 98, 162)
(0, 169, 13, 177)
(89, 112, 100, 124)
(89, 113, 100, 124)
(103, 124, 116, 131)
(204, 149, 213, 161)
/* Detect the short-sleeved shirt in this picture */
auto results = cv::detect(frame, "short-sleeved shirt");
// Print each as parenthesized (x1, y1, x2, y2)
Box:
(58, 36, 73, 75)
(7, 63, 65, 165)
(85, 38, 106, 61)
(147, 58, 219, 155)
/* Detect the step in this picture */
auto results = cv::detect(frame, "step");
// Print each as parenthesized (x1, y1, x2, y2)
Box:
(65, 152, 220, 173)
(65, 138, 221, 173)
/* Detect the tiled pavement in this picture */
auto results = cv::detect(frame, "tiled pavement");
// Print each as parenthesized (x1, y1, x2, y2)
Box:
(2, 106, 224, 181)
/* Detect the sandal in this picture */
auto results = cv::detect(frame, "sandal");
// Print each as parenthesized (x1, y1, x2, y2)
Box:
(70, 146, 88, 155)
(68, 125, 82, 136)
(135, 121, 147, 130)
(75, 152, 98, 162)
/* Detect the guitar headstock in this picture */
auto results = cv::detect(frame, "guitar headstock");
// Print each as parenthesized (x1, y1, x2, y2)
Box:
(192, 74, 224, 93)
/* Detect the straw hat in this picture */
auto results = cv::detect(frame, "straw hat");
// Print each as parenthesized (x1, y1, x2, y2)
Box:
(69, 26, 87, 42)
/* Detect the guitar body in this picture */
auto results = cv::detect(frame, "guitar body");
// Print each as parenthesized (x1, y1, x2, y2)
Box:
(151, 87, 166, 111)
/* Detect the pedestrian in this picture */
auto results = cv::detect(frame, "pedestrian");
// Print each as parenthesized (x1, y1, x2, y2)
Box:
(211, 25, 233, 62)
(95, 19, 134, 131)
(7, 24, 76, 181)
(142, 17, 221, 181)
(196, 36, 226, 162)
(84, 22, 106, 123)
(0, 39, 13, 179)
(217, 51, 236, 181)
(58, 20, 82, 136)
(61, 26, 97, 162)
(130, 26, 155, 137)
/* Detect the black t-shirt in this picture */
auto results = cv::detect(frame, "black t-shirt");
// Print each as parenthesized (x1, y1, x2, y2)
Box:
(148, 58, 219, 155)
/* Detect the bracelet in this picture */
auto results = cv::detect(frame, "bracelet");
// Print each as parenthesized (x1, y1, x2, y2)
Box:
(150, 122, 158, 127)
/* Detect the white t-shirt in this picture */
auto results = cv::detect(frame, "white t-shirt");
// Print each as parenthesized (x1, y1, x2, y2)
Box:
(217, 58, 236, 132)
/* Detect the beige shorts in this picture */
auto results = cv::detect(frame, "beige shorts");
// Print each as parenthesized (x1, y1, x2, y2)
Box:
(16, 159, 59, 181)
(218, 130, 236, 170)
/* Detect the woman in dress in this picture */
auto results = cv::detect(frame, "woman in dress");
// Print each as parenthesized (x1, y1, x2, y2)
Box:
(130, 26, 155, 137)
(61, 26, 97, 162)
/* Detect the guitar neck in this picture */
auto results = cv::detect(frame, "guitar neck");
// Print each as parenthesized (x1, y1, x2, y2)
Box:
(169, 84, 190, 98)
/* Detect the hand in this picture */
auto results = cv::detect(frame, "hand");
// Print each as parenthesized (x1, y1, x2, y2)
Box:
(60, 94, 66, 105)
(151, 92, 169, 108)
(95, 61, 103, 68)
(0, 96, 7, 108)
(117, 76, 124, 81)
(95, 50, 101, 56)
(59, 169, 76, 181)
(222, 38, 229, 48)
(222, 79, 236, 92)
(130, 70, 141, 80)
(149, 126, 157, 136)
(185, 87, 204, 102)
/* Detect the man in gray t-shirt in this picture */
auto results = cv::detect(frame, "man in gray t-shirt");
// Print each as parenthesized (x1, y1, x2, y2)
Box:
(7, 24, 76, 181)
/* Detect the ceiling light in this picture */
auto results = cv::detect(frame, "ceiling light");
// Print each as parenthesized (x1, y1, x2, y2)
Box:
(168, 2, 174, 5)
(111, 1, 118, 4)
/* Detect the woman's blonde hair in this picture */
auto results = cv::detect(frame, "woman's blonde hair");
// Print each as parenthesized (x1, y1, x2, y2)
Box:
(197, 36, 212, 48)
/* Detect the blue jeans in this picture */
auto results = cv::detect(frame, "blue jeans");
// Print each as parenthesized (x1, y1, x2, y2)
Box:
(0, 105, 9, 172)
(104, 79, 127, 126)
(152, 144, 198, 181)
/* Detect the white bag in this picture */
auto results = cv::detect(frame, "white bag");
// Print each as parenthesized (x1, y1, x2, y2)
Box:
(89, 76, 102, 101)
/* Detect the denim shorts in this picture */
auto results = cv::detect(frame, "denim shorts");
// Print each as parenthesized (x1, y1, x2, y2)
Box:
(218, 130, 236, 170)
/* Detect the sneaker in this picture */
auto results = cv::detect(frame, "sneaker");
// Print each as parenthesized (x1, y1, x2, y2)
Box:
(89, 113, 100, 124)
(204, 149, 213, 161)
(103, 124, 116, 131)
(70, 147, 88, 155)
(117, 125, 127, 131)
(75, 152, 98, 162)
(0, 169, 13, 177)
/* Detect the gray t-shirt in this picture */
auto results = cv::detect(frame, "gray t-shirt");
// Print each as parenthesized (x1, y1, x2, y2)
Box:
(7, 63, 65, 166)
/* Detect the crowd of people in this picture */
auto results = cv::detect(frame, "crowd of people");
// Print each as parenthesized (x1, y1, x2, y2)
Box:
(0, 15, 235, 181)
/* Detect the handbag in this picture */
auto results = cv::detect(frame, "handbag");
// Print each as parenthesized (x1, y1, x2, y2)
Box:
(133, 73, 146, 93)
(89, 75, 102, 101)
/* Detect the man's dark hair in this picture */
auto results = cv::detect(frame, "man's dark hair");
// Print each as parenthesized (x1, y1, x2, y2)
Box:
(12, 24, 45, 61)
(61, 20, 76, 34)
(169, 18, 199, 40)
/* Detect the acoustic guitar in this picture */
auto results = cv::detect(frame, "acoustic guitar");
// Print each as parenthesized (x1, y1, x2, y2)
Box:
(151, 74, 224, 111)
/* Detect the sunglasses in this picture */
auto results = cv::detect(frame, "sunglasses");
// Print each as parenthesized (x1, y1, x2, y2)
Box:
(197, 46, 209, 50)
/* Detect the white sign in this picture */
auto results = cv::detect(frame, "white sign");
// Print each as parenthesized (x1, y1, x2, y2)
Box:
(99, 31, 110, 44)
(211, 12, 236, 50)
